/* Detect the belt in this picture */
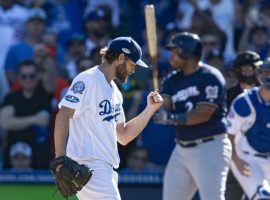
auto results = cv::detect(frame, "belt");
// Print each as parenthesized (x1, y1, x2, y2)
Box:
(243, 151, 270, 159)
(176, 136, 215, 148)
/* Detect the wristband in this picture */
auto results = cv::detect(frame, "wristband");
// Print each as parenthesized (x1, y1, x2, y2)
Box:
(169, 113, 187, 124)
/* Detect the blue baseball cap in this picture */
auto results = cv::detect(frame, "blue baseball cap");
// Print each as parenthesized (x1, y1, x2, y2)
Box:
(108, 37, 149, 68)
(85, 9, 106, 21)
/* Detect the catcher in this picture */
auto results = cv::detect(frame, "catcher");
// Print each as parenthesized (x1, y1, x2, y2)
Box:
(50, 37, 163, 199)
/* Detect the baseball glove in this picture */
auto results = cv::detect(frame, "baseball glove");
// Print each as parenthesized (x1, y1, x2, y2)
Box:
(50, 156, 93, 198)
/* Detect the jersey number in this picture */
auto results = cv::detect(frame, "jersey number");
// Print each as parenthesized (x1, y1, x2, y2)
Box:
(185, 101, 193, 112)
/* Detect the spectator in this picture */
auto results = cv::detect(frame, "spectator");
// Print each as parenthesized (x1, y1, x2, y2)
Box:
(9, 141, 32, 172)
(39, 56, 69, 100)
(64, 33, 86, 80)
(84, 9, 112, 56)
(164, 22, 180, 44)
(177, 0, 235, 61)
(183, 3, 227, 60)
(188, 10, 225, 45)
(239, 24, 270, 60)
(0, 0, 29, 102)
(129, 0, 177, 43)
(137, 24, 171, 92)
(238, 0, 270, 60)
(223, 66, 238, 90)
(84, 0, 120, 28)
(4, 7, 47, 86)
(204, 0, 235, 61)
(41, 30, 65, 69)
(90, 46, 102, 66)
(32, 44, 49, 70)
(75, 56, 94, 74)
(0, 60, 52, 169)
(205, 51, 224, 72)
(10, 41, 66, 93)
(233, 0, 247, 51)
(27, 43, 69, 107)
(120, 147, 157, 173)
(201, 33, 223, 61)
(42, 0, 86, 47)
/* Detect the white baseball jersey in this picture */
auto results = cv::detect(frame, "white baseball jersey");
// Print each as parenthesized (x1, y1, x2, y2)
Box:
(227, 87, 270, 199)
(227, 87, 270, 155)
(59, 66, 125, 169)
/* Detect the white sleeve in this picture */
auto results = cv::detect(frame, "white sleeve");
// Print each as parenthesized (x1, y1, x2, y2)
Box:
(116, 91, 125, 124)
(115, 104, 125, 124)
(227, 107, 245, 135)
(226, 97, 250, 136)
(59, 74, 92, 118)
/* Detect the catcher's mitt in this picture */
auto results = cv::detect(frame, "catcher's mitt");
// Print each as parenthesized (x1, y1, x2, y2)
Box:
(50, 156, 93, 198)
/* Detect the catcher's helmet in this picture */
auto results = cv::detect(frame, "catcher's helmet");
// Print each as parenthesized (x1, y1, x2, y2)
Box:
(165, 32, 202, 59)
(233, 51, 262, 69)
(233, 51, 262, 84)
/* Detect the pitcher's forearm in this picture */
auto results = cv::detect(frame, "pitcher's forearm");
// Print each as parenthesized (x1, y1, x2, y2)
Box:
(54, 112, 70, 158)
(118, 105, 156, 145)
(127, 105, 155, 133)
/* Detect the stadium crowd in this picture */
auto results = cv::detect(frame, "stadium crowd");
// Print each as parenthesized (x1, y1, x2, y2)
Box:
(0, 0, 269, 199)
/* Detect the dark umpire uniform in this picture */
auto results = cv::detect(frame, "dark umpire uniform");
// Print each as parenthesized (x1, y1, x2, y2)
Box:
(155, 32, 232, 200)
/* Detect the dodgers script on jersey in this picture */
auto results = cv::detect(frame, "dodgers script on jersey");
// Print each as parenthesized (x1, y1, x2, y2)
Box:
(59, 66, 125, 168)
(161, 64, 227, 141)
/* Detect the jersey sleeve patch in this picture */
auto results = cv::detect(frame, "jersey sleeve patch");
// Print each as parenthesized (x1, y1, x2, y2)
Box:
(198, 71, 225, 105)
(71, 81, 85, 94)
(233, 96, 251, 117)
(65, 95, 80, 103)
(205, 85, 218, 102)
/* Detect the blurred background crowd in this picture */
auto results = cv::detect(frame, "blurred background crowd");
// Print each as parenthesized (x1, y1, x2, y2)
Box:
(0, 0, 269, 174)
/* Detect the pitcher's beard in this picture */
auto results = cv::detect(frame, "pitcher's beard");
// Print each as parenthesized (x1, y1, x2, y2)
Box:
(115, 63, 128, 83)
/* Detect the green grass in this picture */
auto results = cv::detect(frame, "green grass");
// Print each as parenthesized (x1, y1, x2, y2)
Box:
(0, 184, 78, 200)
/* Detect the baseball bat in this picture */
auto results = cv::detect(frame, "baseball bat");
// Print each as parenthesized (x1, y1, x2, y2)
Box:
(144, 4, 159, 91)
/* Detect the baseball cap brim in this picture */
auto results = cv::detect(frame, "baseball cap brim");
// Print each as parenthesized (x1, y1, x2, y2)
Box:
(136, 59, 149, 68)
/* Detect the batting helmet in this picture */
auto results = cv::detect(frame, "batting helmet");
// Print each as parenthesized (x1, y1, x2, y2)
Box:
(257, 57, 270, 88)
(165, 32, 202, 59)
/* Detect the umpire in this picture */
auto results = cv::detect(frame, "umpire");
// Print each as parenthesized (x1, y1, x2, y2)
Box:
(155, 32, 232, 200)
